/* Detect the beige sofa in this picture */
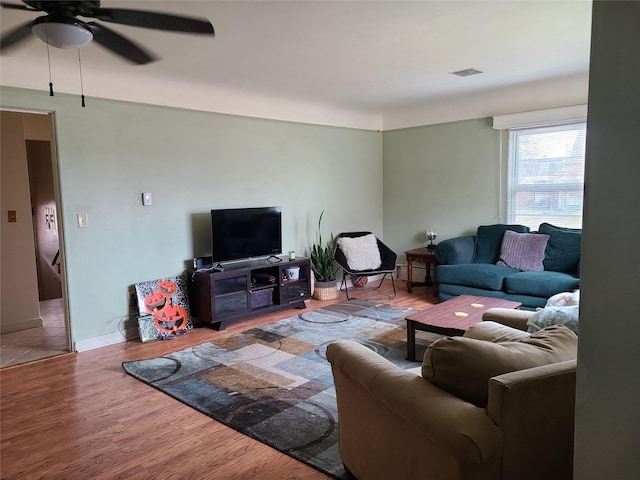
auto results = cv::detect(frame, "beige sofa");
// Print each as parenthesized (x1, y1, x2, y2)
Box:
(327, 314, 577, 480)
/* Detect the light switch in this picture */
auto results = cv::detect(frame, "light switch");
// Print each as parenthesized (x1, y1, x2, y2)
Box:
(77, 213, 88, 228)
(142, 192, 153, 206)
(8, 210, 16, 222)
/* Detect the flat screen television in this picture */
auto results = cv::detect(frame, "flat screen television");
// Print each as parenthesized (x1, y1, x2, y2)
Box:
(211, 206, 282, 263)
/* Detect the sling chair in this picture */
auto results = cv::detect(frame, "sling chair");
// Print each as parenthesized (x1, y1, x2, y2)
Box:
(334, 232, 397, 300)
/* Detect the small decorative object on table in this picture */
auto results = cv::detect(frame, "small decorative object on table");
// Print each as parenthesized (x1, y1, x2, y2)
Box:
(285, 266, 300, 281)
(426, 228, 437, 250)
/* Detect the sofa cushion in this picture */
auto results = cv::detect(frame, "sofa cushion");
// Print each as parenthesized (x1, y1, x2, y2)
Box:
(422, 325, 578, 407)
(464, 321, 531, 343)
(496, 230, 550, 271)
(527, 305, 579, 334)
(434, 235, 476, 265)
(474, 224, 530, 264)
(437, 263, 518, 291)
(538, 223, 582, 275)
(504, 270, 580, 298)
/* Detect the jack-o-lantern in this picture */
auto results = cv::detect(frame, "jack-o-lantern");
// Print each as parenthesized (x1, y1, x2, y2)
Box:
(153, 304, 188, 334)
(157, 280, 177, 297)
(144, 291, 166, 314)
(142, 278, 190, 339)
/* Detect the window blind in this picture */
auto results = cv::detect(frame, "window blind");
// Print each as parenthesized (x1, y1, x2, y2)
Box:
(507, 123, 586, 230)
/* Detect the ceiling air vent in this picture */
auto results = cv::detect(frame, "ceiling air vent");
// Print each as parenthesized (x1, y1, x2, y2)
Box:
(450, 68, 483, 77)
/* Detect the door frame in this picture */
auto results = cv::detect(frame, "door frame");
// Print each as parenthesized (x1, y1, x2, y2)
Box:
(2, 107, 73, 350)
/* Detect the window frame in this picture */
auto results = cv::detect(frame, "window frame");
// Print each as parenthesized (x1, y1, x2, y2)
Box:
(506, 121, 586, 230)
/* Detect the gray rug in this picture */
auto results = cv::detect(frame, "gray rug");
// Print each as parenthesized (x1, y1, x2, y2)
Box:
(122, 300, 431, 479)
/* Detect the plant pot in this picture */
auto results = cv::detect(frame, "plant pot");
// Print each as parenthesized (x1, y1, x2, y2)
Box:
(313, 280, 339, 301)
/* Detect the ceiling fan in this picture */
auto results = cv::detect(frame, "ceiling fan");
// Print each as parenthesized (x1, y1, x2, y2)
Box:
(0, 1, 215, 64)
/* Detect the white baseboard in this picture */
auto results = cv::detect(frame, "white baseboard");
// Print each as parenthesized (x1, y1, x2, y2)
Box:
(1, 317, 43, 334)
(74, 327, 138, 352)
(75, 271, 412, 352)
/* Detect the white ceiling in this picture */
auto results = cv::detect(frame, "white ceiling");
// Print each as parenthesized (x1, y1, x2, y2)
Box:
(0, 0, 593, 130)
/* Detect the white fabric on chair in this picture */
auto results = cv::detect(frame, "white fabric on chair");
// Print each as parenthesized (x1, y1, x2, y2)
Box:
(337, 234, 382, 270)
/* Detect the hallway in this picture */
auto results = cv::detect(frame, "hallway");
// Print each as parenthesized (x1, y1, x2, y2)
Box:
(1, 298, 68, 368)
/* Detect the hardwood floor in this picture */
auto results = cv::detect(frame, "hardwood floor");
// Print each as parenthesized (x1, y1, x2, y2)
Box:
(0, 279, 437, 479)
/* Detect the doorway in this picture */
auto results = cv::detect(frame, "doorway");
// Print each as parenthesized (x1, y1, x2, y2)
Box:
(0, 110, 71, 368)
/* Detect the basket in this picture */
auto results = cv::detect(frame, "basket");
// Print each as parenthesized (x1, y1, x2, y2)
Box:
(313, 280, 339, 300)
(285, 266, 300, 281)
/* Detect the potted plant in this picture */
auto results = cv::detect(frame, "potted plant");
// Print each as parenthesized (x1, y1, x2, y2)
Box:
(310, 211, 338, 300)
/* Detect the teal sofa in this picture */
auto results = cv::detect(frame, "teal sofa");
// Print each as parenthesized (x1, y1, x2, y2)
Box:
(435, 223, 581, 310)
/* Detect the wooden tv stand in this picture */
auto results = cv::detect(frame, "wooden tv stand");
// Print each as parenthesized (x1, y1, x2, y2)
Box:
(189, 256, 311, 330)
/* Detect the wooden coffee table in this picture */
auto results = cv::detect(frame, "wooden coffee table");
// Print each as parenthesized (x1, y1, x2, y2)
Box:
(405, 295, 522, 361)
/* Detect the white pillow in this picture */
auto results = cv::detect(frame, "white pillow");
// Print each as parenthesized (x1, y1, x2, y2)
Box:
(337, 234, 382, 271)
(546, 290, 580, 307)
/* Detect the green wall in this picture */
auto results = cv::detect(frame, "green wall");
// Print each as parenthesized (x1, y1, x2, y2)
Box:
(2, 88, 517, 345)
(382, 118, 503, 261)
(1, 87, 382, 344)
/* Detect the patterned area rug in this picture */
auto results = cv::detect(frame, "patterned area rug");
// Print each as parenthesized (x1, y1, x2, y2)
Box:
(122, 300, 433, 479)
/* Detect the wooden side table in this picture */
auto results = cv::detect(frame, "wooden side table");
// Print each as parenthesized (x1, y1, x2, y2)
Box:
(404, 247, 438, 293)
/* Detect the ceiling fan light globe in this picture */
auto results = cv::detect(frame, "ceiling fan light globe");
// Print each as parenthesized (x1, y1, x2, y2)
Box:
(32, 17, 93, 49)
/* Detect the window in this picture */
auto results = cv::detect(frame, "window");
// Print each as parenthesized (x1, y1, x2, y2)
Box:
(507, 123, 586, 230)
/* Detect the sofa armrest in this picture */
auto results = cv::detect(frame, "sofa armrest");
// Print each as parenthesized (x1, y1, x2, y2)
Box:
(482, 307, 533, 331)
(434, 235, 476, 265)
(487, 360, 576, 480)
(327, 340, 502, 480)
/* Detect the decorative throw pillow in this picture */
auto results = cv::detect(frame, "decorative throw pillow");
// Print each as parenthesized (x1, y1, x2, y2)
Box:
(337, 234, 382, 271)
(527, 305, 579, 334)
(422, 325, 578, 407)
(496, 230, 550, 271)
(474, 224, 530, 264)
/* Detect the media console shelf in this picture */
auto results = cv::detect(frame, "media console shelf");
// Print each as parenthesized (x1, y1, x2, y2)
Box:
(189, 257, 311, 330)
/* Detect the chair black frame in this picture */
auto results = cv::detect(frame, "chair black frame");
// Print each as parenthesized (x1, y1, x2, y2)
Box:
(334, 232, 397, 300)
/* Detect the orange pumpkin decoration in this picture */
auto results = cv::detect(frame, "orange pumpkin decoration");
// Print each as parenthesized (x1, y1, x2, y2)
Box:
(153, 304, 188, 334)
(157, 280, 177, 297)
(142, 278, 190, 338)
(144, 291, 166, 313)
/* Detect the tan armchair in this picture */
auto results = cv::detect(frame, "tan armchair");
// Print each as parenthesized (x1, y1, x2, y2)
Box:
(327, 320, 577, 480)
(481, 307, 534, 331)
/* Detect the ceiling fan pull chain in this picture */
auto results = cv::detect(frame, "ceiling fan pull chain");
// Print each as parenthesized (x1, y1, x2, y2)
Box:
(45, 23, 54, 96)
(78, 49, 86, 107)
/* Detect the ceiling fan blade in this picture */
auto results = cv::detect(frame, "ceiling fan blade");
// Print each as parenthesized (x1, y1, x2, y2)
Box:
(0, 20, 34, 51)
(88, 22, 157, 65)
(0, 2, 35, 11)
(87, 7, 214, 35)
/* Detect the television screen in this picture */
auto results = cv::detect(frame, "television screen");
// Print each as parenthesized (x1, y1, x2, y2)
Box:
(211, 207, 282, 263)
